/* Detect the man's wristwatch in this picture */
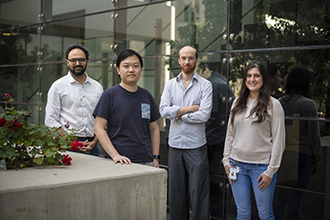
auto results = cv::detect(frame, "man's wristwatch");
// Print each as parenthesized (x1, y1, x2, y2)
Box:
(153, 155, 160, 159)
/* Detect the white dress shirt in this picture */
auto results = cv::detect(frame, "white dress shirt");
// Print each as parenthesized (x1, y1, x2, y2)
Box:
(45, 72, 103, 137)
(159, 71, 213, 149)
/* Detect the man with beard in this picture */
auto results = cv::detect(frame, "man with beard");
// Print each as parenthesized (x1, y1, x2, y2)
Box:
(159, 46, 213, 220)
(45, 45, 103, 156)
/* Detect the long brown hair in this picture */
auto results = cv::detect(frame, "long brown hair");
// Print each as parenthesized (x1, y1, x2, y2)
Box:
(230, 61, 271, 125)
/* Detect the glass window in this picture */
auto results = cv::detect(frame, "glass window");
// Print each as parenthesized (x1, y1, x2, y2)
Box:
(169, 0, 228, 53)
(196, 0, 228, 52)
(18, 65, 40, 104)
(0, 66, 21, 106)
(87, 60, 114, 89)
(0, 0, 41, 27)
(114, 2, 171, 57)
(48, 0, 114, 20)
(0, 64, 40, 104)
(0, 25, 40, 65)
(41, 13, 115, 62)
(117, 0, 165, 8)
(40, 63, 67, 104)
(230, 0, 330, 49)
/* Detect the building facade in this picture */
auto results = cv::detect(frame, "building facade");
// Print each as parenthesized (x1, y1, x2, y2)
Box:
(1, 0, 330, 219)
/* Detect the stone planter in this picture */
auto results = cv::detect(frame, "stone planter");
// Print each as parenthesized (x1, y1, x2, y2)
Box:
(0, 152, 167, 220)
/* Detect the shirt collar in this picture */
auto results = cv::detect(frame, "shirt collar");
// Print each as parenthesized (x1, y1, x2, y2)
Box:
(67, 71, 90, 84)
(176, 71, 200, 82)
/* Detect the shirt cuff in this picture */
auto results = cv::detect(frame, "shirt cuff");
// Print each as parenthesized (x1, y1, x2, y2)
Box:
(222, 157, 230, 168)
(264, 167, 277, 179)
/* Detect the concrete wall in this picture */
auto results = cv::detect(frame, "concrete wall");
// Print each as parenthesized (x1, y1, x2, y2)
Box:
(0, 152, 167, 220)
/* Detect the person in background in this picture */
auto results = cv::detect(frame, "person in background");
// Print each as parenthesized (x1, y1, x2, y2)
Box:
(267, 63, 282, 98)
(274, 66, 322, 220)
(206, 60, 235, 175)
(93, 49, 160, 167)
(223, 60, 285, 220)
(45, 45, 103, 156)
(159, 45, 213, 220)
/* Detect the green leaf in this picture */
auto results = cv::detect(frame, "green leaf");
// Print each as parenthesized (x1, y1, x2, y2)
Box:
(54, 153, 63, 161)
(23, 140, 32, 146)
(34, 157, 44, 165)
(30, 148, 38, 155)
(0, 145, 16, 159)
(48, 156, 56, 164)
(45, 149, 55, 157)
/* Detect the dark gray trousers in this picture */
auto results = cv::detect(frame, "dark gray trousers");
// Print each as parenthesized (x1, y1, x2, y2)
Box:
(168, 145, 210, 220)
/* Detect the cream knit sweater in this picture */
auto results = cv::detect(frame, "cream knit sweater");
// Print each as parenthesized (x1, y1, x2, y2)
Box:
(223, 97, 285, 178)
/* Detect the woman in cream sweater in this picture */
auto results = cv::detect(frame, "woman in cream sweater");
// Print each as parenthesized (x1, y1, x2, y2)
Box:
(222, 60, 285, 220)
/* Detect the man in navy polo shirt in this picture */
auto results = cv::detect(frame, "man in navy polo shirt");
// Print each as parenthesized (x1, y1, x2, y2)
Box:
(93, 49, 160, 167)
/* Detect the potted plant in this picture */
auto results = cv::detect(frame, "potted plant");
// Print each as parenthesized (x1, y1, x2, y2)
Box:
(0, 93, 77, 170)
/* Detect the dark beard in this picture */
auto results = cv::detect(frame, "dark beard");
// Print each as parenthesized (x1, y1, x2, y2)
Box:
(70, 65, 85, 76)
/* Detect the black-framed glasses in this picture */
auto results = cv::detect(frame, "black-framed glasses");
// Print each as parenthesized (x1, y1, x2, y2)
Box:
(67, 58, 87, 64)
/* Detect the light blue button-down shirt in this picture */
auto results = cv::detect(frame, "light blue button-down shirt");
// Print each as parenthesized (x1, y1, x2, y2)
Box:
(45, 72, 103, 137)
(159, 72, 213, 149)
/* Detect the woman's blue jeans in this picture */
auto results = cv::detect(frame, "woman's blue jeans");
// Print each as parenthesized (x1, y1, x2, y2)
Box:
(230, 159, 276, 220)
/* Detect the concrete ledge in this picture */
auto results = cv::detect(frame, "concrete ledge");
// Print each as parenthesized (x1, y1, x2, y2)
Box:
(0, 152, 167, 220)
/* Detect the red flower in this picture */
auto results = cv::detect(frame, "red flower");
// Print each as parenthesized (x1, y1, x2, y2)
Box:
(70, 139, 83, 152)
(8, 120, 17, 131)
(26, 111, 33, 118)
(56, 145, 63, 150)
(17, 123, 22, 129)
(8, 120, 22, 131)
(0, 118, 7, 127)
(2, 93, 12, 101)
(61, 154, 72, 166)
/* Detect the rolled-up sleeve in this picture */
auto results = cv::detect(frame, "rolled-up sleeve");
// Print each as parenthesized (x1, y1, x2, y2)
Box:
(181, 81, 212, 123)
(159, 81, 181, 120)
(45, 85, 62, 128)
(159, 73, 212, 149)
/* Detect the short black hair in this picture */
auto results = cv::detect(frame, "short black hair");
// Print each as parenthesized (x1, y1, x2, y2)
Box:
(66, 45, 89, 60)
(116, 49, 143, 68)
